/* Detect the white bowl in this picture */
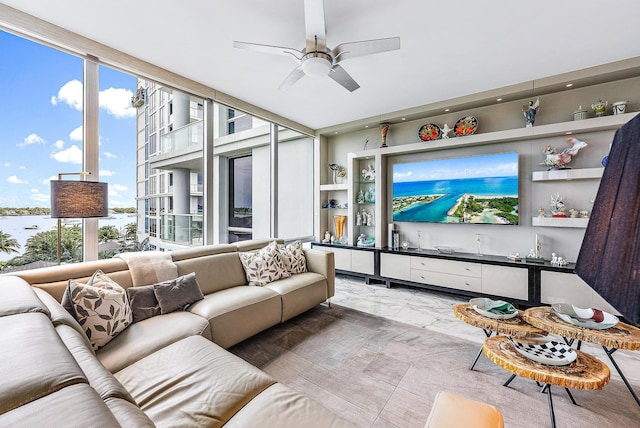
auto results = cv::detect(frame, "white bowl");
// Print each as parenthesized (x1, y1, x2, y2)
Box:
(469, 297, 517, 320)
(509, 337, 577, 366)
(551, 304, 619, 330)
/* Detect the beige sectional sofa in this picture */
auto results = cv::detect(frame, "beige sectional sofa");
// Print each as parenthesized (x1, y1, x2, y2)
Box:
(0, 239, 352, 427)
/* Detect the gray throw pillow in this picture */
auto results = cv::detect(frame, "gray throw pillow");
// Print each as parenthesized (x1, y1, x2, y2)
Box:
(153, 272, 204, 314)
(127, 285, 161, 323)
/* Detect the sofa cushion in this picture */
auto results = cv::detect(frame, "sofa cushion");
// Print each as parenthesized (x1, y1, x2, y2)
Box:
(65, 270, 133, 351)
(127, 285, 161, 323)
(153, 272, 204, 314)
(0, 275, 50, 318)
(0, 312, 88, 415)
(115, 335, 276, 427)
(266, 272, 329, 322)
(104, 397, 155, 428)
(225, 383, 354, 428)
(188, 285, 282, 348)
(277, 240, 308, 274)
(0, 383, 122, 428)
(239, 242, 291, 286)
(175, 252, 248, 294)
(96, 310, 211, 373)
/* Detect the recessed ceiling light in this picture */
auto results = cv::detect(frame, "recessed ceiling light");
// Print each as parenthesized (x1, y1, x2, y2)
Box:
(334, 131, 338, 134)
(496, 98, 502, 102)
(566, 131, 573, 135)
(365, 125, 369, 128)
(444, 108, 450, 112)
(401, 117, 406, 121)
(566, 83, 573, 88)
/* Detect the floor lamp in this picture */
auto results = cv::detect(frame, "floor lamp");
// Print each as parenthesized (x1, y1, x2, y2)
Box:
(50, 172, 108, 265)
(575, 113, 640, 327)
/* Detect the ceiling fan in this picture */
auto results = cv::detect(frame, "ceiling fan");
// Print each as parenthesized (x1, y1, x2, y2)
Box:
(233, 0, 400, 92)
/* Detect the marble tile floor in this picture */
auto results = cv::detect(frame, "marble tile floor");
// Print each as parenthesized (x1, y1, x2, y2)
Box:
(332, 274, 640, 386)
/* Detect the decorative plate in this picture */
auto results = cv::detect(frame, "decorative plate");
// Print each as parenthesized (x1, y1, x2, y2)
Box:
(418, 123, 442, 141)
(509, 337, 577, 366)
(470, 297, 517, 320)
(453, 116, 478, 136)
(551, 303, 619, 330)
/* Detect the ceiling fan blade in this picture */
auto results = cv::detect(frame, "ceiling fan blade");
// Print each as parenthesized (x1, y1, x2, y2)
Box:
(332, 37, 400, 63)
(304, 0, 326, 52)
(278, 67, 306, 91)
(328, 65, 360, 92)
(233, 41, 302, 63)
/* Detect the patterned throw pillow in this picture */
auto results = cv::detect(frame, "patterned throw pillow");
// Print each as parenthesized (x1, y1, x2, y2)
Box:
(66, 270, 132, 350)
(277, 240, 308, 274)
(239, 242, 291, 286)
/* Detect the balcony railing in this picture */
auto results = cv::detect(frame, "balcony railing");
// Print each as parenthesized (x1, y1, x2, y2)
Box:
(159, 120, 203, 155)
(131, 88, 145, 108)
(160, 213, 203, 246)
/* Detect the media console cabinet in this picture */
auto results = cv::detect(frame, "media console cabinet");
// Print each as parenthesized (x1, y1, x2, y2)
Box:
(311, 242, 618, 313)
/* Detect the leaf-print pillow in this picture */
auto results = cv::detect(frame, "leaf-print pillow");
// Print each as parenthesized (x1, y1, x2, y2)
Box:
(67, 270, 132, 350)
(239, 242, 291, 286)
(277, 240, 308, 274)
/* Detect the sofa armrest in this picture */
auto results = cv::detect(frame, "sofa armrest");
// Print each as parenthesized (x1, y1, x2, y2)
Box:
(303, 249, 335, 298)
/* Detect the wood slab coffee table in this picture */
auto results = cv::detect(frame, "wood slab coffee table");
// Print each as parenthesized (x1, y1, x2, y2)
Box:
(483, 335, 610, 428)
(523, 306, 640, 406)
(453, 303, 545, 370)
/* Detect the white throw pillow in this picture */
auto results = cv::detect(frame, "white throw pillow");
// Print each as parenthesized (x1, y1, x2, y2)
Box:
(66, 270, 132, 350)
(277, 240, 308, 274)
(239, 242, 291, 286)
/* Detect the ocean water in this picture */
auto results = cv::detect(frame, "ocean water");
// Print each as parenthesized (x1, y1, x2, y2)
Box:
(393, 176, 518, 223)
(0, 214, 136, 261)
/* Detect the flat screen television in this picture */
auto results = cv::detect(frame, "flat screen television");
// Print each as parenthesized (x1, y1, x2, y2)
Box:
(392, 152, 519, 224)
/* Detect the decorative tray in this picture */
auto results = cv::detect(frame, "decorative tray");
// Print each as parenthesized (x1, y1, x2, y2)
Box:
(469, 297, 517, 320)
(453, 115, 478, 136)
(509, 337, 577, 366)
(551, 303, 619, 330)
(418, 123, 441, 141)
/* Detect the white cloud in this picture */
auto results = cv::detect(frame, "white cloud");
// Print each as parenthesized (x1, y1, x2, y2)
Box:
(4, 162, 11, 167)
(108, 183, 128, 197)
(51, 79, 83, 110)
(51, 144, 82, 164)
(99, 170, 115, 177)
(42, 175, 57, 186)
(69, 125, 83, 141)
(17, 133, 46, 147)
(393, 171, 413, 180)
(30, 189, 49, 203)
(54, 140, 65, 149)
(18, 166, 27, 170)
(100, 87, 136, 118)
(103, 151, 119, 159)
(7, 175, 28, 184)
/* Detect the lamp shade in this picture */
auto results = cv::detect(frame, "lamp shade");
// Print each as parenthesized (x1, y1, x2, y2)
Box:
(50, 180, 108, 218)
(575, 114, 640, 326)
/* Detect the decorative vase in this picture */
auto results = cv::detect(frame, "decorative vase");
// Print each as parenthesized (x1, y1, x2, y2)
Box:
(333, 215, 347, 240)
(379, 123, 390, 148)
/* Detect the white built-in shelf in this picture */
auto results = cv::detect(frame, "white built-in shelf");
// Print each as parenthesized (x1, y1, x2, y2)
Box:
(351, 112, 637, 159)
(532, 167, 604, 181)
(319, 183, 348, 191)
(532, 217, 589, 228)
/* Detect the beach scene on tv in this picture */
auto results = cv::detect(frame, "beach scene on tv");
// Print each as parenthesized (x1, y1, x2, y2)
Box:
(392, 152, 519, 225)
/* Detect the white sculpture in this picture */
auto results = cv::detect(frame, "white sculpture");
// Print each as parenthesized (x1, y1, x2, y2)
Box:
(361, 164, 375, 181)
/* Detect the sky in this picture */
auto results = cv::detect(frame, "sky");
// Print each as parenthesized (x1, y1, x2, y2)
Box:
(0, 30, 137, 208)
(393, 152, 518, 183)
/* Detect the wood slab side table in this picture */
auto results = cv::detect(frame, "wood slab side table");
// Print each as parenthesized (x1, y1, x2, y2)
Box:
(523, 306, 640, 407)
(453, 303, 545, 370)
(483, 335, 610, 428)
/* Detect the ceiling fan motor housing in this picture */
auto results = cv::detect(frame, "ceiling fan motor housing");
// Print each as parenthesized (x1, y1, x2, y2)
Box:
(301, 51, 333, 78)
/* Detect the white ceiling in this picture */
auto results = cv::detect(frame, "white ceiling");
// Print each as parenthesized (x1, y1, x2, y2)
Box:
(3, 0, 640, 131)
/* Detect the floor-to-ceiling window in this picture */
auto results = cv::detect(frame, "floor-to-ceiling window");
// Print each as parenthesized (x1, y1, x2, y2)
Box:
(228, 155, 253, 242)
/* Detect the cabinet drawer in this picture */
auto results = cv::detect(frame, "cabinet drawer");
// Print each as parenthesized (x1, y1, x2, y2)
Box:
(380, 253, 411, 281)
(410, 269, 482, 292)
(329, 247, 352, 271)
(481, 265, 528, 300)
(351, 250, 374, 275)
(410, 257, 481, 277)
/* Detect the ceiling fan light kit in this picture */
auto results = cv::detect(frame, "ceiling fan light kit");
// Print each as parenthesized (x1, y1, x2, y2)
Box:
(233, 0, 399, 91)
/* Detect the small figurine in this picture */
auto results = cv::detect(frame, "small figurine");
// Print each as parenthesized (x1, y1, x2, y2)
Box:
(357, 189, 365, 203)
(379, 123, 390, 148)
(322, 231, 331, 243)
(523, 98, 540, 127)
(591, 99, 608, 117)
(361, 164, 375, 181)
(356, 211, 362, 226)
(550, 193, 567, 217)
(441, 123, 452, 139)
(569, 208, 579, 218)
(540, 137, 588, 170)
(580, 209, 589, 218)
(538, 208, 547, 217)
